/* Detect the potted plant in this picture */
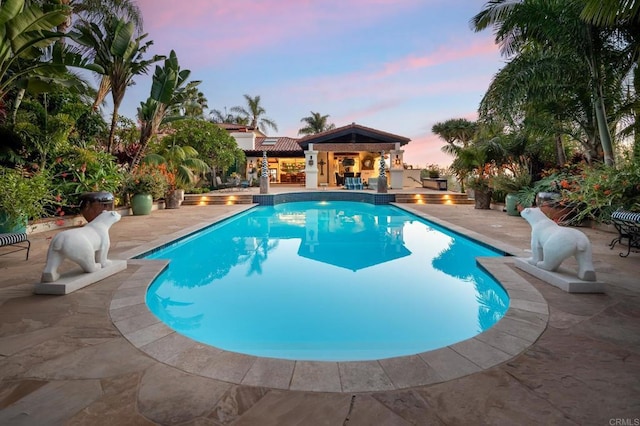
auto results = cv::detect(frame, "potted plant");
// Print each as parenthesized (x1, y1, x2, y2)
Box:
(491, 170, 532, 216)
(0, 166, 52, 232)
(426, 164, 440, 178)
(467, 174, 493, 209)
(123, 164, 168, 215)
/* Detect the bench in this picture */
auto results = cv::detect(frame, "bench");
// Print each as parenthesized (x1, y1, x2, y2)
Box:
(0, 232, 30, 260)
(609, 209, 640, 257)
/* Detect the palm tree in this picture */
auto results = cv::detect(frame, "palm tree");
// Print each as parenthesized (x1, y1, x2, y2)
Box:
(72, 16, 163, 152)
(298, 111, 336, 135)
(179, 86, 208, 118)
(432, 118, 478, 193)
(581, 0, 640, 26)
(231, 94, 278, 133)
(143, 138, 210, 189)
(471, 0, 623, 166)
(131, 50, 201, 168)
(209, 108, 249, 125)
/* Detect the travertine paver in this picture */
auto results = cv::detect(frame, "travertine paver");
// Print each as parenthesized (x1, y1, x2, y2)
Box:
(138, 363, 230, 424)
(338, 361, 395, 392)
(0, 380, 102, 425)
(290, 361, 342, 392)
(377, 355, 442, 388)
(241, 357, 296, 389)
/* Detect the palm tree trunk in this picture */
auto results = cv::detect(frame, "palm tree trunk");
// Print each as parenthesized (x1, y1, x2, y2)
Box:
(593, 85, 615, 166)
(10, 88, 25, 125)
(555, 131, 566, 166)
(107, 104, 119, 153)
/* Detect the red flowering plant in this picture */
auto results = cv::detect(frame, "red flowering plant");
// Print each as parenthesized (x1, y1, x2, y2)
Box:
(156, 163, 177, 192)
(560, 156, 640, 224)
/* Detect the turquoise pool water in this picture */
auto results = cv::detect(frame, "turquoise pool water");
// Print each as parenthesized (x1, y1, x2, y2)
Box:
(145, 201, 509, 361)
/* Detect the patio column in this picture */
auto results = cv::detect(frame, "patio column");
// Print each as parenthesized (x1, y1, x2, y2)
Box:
(390, 145, 404, 190)
(305, 144, 318, 189)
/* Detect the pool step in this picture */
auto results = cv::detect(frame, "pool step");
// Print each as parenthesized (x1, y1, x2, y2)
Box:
(394, 193, 474, 205)
(182, 193, 254, 206)
(182, 192, 474, 206)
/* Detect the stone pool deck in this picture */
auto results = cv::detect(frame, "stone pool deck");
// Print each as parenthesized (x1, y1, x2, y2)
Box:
(1, 201, 639, 425)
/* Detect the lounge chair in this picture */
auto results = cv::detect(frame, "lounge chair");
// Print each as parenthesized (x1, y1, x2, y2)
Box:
(345, 177, 363, 190)
(215, 176, 235, 189)
(0, 232, 30, 260)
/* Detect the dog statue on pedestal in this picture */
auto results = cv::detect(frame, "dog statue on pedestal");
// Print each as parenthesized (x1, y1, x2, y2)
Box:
(41, 210, 121, 282)
(521, 207, 596, 281)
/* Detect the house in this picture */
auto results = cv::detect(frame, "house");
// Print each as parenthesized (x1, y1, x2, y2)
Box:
(228, 122, 411, 189)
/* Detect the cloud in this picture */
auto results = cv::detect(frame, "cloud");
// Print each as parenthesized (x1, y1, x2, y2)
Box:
(375, 39, 499, 78)
(137, 0, 424, 65)
(403, 133, 455, 168)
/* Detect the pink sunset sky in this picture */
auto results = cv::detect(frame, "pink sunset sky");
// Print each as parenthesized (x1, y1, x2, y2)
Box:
(119, 0, 504, 168)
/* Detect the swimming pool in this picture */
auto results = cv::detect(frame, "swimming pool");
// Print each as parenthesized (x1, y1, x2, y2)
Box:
(145, 201, 509, 361)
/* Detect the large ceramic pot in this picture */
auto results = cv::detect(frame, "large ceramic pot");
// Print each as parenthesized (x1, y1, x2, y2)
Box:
(505, 193, 520, 216)
(131, 193, 153, 216)
(474, 189, 492, 209)
(0, 211, 26, 233)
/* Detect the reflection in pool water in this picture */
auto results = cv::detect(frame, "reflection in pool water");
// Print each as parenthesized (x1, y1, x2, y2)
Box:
(145, 201, 509, 361)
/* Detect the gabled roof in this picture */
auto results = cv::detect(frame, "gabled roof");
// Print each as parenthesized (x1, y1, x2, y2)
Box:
(244, 137, 304, 156)
(297, 122, 411, 149)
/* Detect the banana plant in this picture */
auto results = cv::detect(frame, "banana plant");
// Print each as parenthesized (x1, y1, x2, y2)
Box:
(0, 0, 102, 109)
(130, 50, 201, 168)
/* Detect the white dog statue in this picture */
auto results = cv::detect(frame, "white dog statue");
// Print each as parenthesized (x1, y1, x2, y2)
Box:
(521, 207, 596, 281)
(41, 210, 121, 282)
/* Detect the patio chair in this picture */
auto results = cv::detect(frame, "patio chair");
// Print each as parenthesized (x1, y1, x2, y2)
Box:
(0, 232, 30, 260)
(345, 177, 363, 190)
(609, 209, 640, 257)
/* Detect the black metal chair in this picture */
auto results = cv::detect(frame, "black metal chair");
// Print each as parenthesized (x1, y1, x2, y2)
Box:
(0, 232, 30, 260)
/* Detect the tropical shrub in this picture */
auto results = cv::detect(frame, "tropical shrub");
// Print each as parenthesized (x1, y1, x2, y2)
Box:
(50, 148, 125, 211)
(559, 159, 640, 224)
(0, 166, 52, 228)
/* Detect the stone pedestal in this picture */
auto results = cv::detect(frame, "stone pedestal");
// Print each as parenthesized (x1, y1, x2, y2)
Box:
(34, 260, 127, 295)
(259, 176, 269, 194)
(514, 258, 605, 293)
(377, 176, 387, 193)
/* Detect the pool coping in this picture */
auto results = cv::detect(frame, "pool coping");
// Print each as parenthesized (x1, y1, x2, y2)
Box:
(109, 203, 549, 393)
